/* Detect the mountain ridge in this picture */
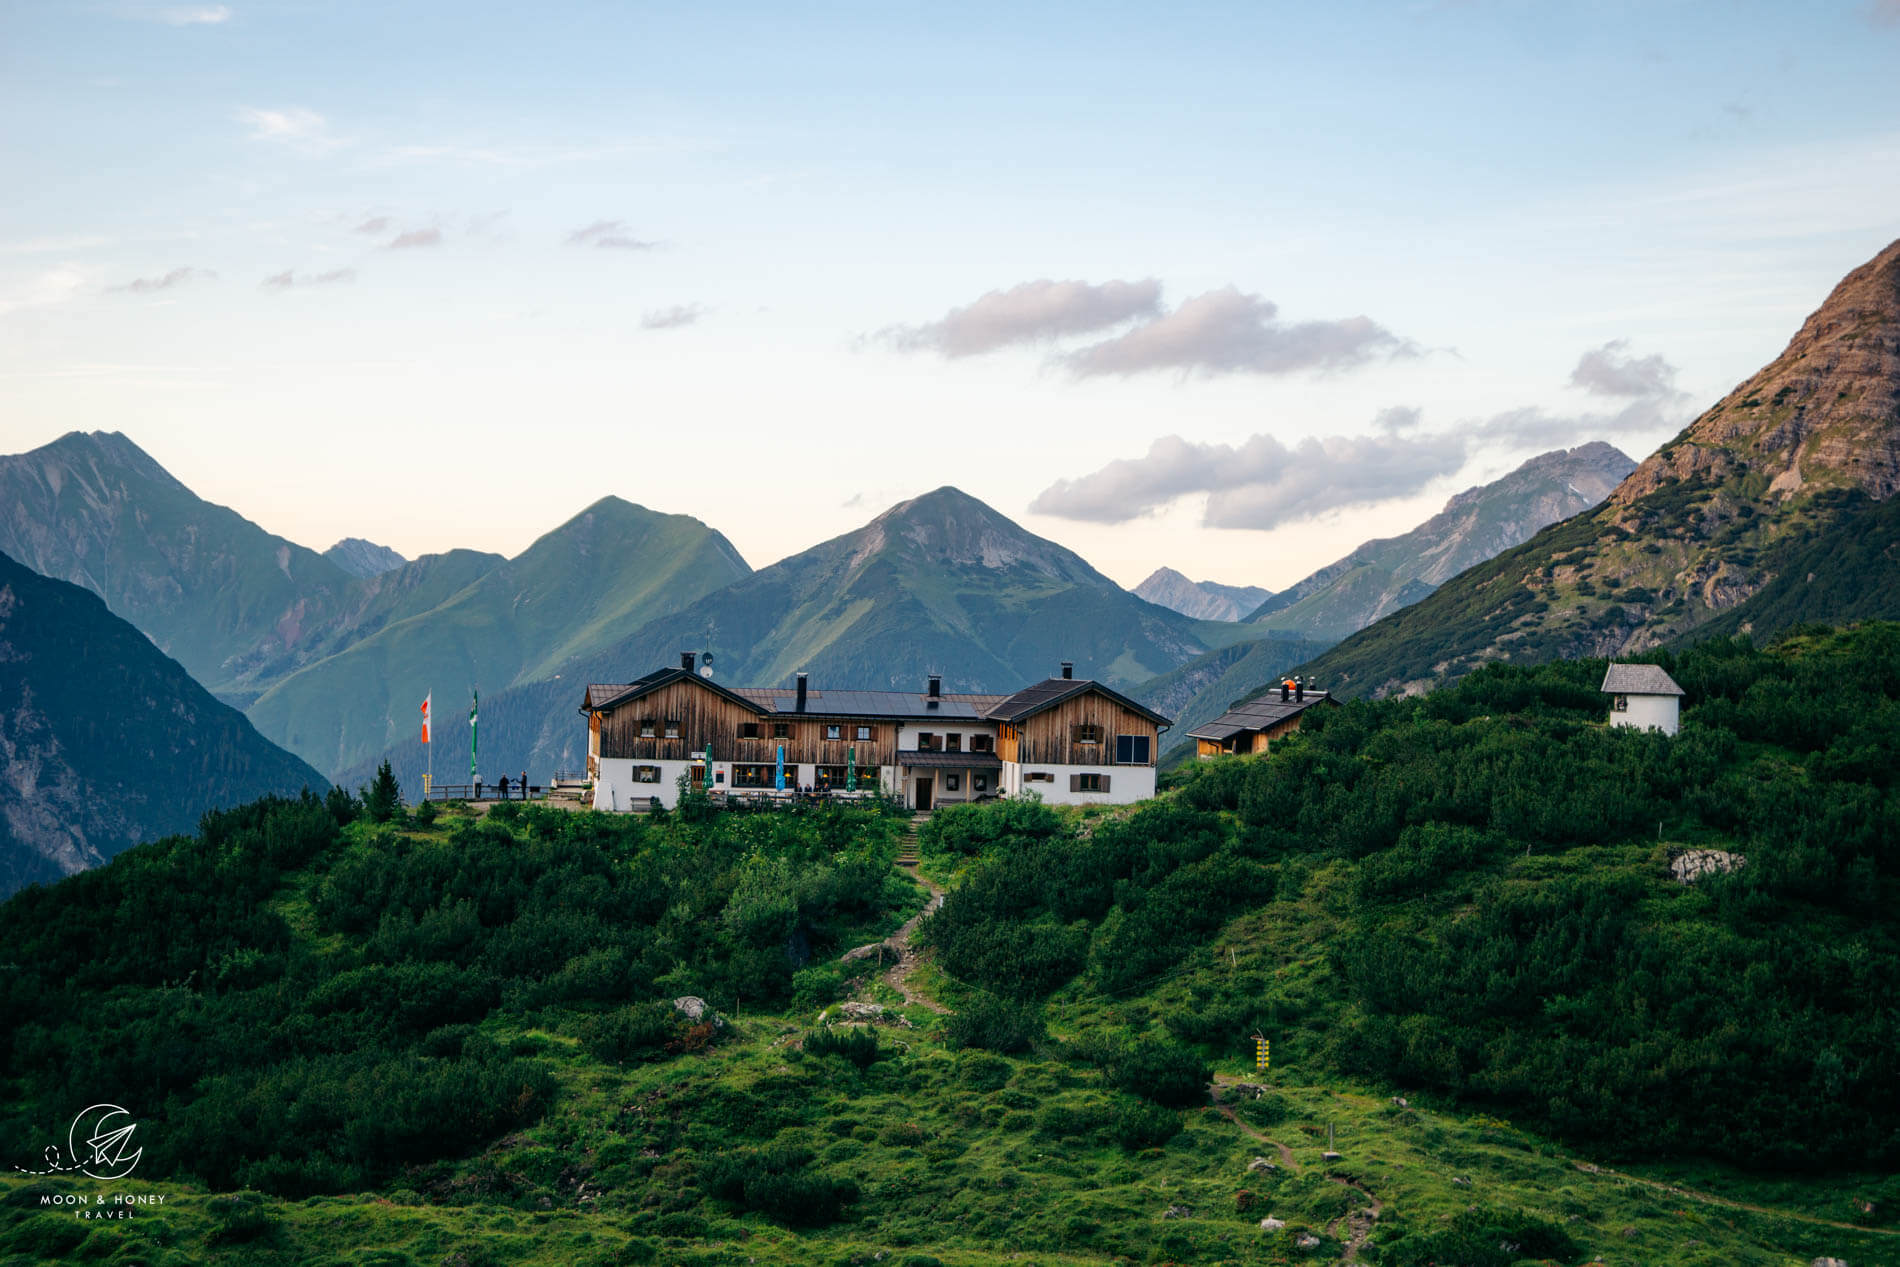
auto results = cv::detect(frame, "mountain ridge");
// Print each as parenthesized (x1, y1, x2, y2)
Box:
(1282, 237, 1900, 698)
(0, 548, 325, 896)
(1132, 567, 1273, 622)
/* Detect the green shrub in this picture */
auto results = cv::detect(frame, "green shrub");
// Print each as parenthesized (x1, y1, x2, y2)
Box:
(804, 1025, 882, 1068)
(1384, 1205, 1581, 1267)
(1111, 1095, 1182, 1149)
(791, 965, 845, 1013)
(700, 1144, 859, 1227)
(1108, 1038, 1212, 1107)
(578, 1002, 685, 1064)
(943, 992, 1044, 1053)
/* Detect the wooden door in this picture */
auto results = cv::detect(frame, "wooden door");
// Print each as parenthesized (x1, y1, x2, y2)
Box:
(690, 765, 706, 788)
(915, 777, 933, 810)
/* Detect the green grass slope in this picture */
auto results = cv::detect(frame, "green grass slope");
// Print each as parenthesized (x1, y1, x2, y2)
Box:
(2, 625, 1895, 1264)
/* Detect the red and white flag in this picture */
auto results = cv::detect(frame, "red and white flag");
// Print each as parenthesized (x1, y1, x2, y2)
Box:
(421, 692, 431, 744)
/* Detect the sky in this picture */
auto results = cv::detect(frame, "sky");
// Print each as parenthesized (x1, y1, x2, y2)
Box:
(3, 2, 1898, 592)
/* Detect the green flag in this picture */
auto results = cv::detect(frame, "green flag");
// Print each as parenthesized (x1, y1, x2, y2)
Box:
(469, 689, 479, 781)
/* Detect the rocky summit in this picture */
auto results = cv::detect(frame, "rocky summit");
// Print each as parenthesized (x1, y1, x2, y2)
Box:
(1284, 238, 1900, 697)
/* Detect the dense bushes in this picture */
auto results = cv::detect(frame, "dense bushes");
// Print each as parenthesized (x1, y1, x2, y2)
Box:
(804, 1026, 882, 1068)
(0, 797, 910, 1196)
(922, 625, 1900, 1169)
(942, 993, 1044, 1054)
(701, 1144, 859, 1226)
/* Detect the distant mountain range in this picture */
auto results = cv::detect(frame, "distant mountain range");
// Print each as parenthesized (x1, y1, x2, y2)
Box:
(324, 537, 407, 578)
(1242, 442, 1636, 641)
(1285, 237, 1900, 698)
(247, 497, 750, 779)
(1133, 568, 1273, 621)
(359, 487, 1247, 794)
(0, 550, 324, 896)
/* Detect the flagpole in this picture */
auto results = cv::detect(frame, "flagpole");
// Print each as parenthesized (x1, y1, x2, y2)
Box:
(427, 685, 433, 798)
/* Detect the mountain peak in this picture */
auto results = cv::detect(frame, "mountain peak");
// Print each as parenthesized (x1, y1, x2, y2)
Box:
(323, 538, 408, 579)
(1613, 236, 1900, 507)
(862, 486, 1099, 580)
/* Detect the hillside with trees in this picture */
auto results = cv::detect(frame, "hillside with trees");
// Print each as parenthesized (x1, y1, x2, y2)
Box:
(2, 624, 1893, 1264)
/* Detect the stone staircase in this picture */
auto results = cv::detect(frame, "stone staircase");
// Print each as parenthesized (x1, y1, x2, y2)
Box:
(896, 813, 927, 867)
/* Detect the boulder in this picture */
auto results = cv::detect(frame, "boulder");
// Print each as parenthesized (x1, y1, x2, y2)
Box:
(1259, 1216, 1286, 1231)
(1228, 1082, 1268, 1099)
(671, 996, 724, 1028)
(1810, 1259, 1849, 1267)
(1247, 1156, 1277, 1173)
(1670, 849, 1744, 883)
(1163, 1204, 1192, 1219)
(1296, 1232, 1321, 1249)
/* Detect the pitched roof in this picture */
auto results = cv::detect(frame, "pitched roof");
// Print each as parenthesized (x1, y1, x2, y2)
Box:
(1601, 663, 1685, 696)
(1185, 690, 1336, 742)
(735, 687, 1009, 721)
(587, 667, 769, 715)
(983, 678, 1172, 728)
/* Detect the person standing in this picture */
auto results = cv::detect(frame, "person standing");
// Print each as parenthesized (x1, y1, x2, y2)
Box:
(520, 770, 528, 800)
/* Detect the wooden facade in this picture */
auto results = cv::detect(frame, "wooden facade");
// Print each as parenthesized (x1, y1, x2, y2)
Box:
(593, 677, 898, 767)
(1195, 713, 1307, 758)
(1009, 691, 1160, 766)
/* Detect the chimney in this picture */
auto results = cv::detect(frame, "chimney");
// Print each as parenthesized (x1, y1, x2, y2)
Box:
(1296, 676, 1304, 702)
(927, 675, 941, 698)
(681, 651, 696, 673)
(1280, 679, 1291, 702)
(795, 673, 808, 713)
(1060, 661, 1073, 680)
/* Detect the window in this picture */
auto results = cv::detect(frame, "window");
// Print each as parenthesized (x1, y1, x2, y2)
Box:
(773, 722, 791, 739)
(973, 774, 988, 793)
(856, 725, 872, 740)
(1114, 735, 1152, 765)
(632, 765, 662, 783)
(970, 734, 992, 753)
(639, 718, 656, 738)
(916, 732, 940, 752)
(945, 773, 961, 791)
(664, 719, 680, 739)
(1071, 772, 1110, 793)
(738, 722, 762, 739)
(825, 724, 842, 740)
(946, 733, 962, 753)
(1072, 723, 1104, 744)
(732, 763, 782, 788)
(1025, 771, 1054, 783)
(1613, 695, 1629, 712)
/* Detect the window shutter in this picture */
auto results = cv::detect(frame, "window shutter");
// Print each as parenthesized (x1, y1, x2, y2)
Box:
(1069, 773, 1081, 793)
(1101, 774, 1112, 793)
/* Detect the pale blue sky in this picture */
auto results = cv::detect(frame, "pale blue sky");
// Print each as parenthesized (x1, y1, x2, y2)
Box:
(3, 1, 1897, 588)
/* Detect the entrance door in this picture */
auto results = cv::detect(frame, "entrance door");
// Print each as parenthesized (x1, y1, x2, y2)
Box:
(915, 777, 933, 810)
(690, 765, 706, 789)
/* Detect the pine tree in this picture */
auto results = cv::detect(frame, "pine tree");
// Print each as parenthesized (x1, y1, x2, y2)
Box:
(364, 760, 402, 823)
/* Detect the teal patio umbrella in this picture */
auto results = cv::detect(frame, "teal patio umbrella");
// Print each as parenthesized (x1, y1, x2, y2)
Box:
(775, 743, 786, 791)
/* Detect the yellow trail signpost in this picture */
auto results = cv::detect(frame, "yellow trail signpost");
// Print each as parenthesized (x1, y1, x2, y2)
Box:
(1255, 1036, 1269, 1072)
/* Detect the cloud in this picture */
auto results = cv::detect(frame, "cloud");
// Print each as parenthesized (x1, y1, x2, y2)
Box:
(641, 304, 704, 330)
(386, 228, 442, 249)
(1569, 339, 1680, 398)
(882, 278, 1162, 357)
(236, 106, 344, 152)
(159, 5, 230, 23)
(1062, 287, 1414, 378)
(566, 219, 656, 250)
(261, 268, 355, 290)
(108, 266, 215, 295)
(1373, 405, 1423, 434)
(353, 216, 391, 236)
(1029, 429, 1468, 529)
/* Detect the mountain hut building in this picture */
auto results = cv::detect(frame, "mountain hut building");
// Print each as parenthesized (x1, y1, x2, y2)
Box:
(582, 656, 1171, 810)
